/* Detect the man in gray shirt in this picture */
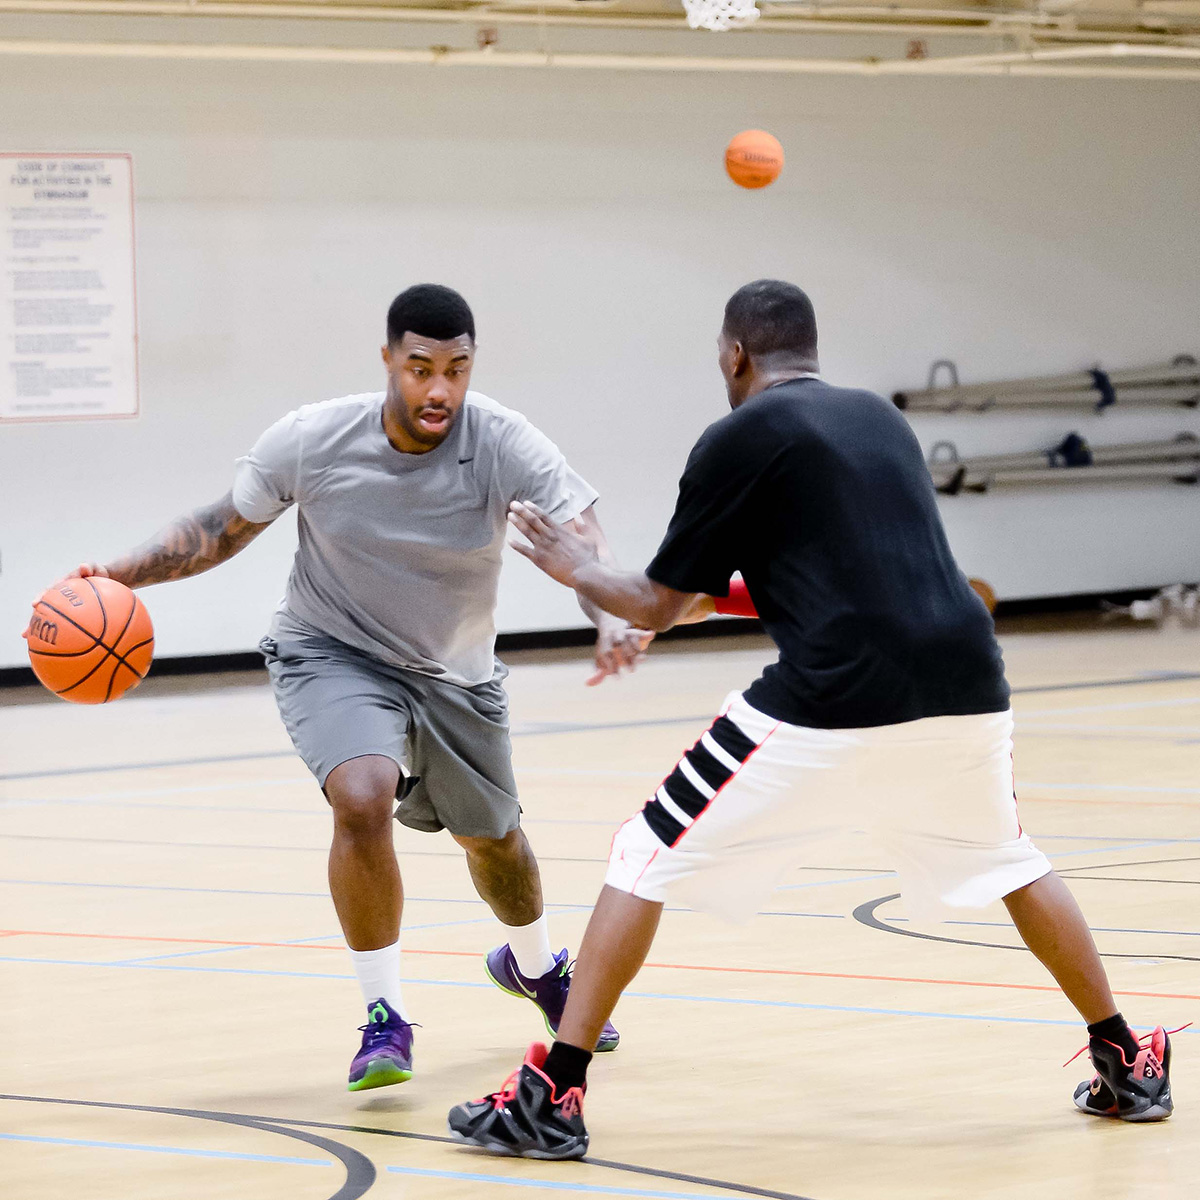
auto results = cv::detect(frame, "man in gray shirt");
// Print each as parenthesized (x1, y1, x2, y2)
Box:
(72, 284, 639, 1091)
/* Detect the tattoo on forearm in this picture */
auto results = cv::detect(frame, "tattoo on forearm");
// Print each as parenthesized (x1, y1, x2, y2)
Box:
(106, 492, 270, 588)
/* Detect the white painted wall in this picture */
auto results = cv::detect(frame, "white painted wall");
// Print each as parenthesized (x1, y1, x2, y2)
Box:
(2, 46, 1198, 667)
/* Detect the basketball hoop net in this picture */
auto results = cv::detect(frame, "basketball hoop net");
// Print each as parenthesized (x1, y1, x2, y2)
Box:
(681, 0, 760, 31)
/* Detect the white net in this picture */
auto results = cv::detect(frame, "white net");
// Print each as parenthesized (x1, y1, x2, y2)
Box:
(681, 0, 761, 31)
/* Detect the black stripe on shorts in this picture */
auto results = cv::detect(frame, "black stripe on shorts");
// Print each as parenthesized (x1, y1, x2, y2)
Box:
(709, 714, 757, 763)
(643, 797, 686, 845)
(641, 711, 759, 848)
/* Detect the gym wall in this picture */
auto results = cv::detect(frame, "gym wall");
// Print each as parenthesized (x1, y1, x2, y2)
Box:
(2, 41, 1198, 666)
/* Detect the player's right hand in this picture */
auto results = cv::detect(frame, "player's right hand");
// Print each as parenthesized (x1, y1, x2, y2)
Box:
(33, 563, 110, 609)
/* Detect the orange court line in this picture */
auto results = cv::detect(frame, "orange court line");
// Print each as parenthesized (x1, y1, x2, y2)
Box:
(4, 928, 1199, 1002)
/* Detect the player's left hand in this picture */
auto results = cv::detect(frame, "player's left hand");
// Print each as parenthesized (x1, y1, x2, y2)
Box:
(507, 501, 597, 586)
(588, 617, 655, 687)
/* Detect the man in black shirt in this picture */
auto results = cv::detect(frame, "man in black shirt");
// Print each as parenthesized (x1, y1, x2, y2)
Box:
(447, 280, 1173, 1159)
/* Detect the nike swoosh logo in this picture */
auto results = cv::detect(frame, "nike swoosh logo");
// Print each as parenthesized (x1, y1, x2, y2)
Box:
(458, 456, 474, 464)
(514, 975, 538, 999)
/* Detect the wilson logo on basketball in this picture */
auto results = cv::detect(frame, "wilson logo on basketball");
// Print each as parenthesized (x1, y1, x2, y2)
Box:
(27, 614, 59, 646)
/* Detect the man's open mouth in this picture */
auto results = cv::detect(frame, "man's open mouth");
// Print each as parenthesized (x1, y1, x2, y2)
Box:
(418, 408, 451, 433)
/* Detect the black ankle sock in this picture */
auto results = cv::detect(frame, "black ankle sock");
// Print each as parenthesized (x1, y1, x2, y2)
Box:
(1088, 1012, 1140, 1061)
(543, 1041, 592, 1094)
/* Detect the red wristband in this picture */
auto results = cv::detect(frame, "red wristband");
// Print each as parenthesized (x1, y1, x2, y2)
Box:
(712, 578, 758, 618)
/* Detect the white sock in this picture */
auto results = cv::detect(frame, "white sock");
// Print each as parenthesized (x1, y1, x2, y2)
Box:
(348, 940, 410, 1021)
(504, 914, 557, 979)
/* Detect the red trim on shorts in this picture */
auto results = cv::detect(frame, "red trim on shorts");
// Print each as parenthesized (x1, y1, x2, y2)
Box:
(608, 814, 637, 862)
(1010, 749, 1023, 837)
(670, 717, 783, 850)
(631, 847, 661, 894)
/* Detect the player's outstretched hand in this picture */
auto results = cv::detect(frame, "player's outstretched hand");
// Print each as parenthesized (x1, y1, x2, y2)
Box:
(588, 618, 655, 687)
(36, 562, 109, 605)
(507, 501, 597, 587)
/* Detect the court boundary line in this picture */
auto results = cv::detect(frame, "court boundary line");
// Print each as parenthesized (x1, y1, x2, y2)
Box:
(0, 1094, 819, 1200)
(6, 927, 1200, 1001)
(3, 669, 1198, 783)
(852, 894, 1200, 964)
(0, 1095, 375, 1200)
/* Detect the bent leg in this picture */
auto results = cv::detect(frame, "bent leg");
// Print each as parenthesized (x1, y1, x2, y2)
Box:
(454, 826, 543, 926)
(1004, 870, 1117, 1025)
(557, 886, 663, 1052)
(326, 754, 404, 951)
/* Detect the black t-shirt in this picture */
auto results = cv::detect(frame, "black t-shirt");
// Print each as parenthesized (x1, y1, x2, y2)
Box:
(646, 377, 1009, 728)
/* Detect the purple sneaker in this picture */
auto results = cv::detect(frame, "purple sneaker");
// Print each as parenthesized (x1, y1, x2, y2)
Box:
(484, 945, 620, 1053)
(347, 999, 414, 1092)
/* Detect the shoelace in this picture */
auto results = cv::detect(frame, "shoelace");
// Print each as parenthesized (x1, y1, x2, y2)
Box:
(488, 1068, 522, 1110)
(1063, 1022, 1191, 1069)
(357, 1019, 419, 1049)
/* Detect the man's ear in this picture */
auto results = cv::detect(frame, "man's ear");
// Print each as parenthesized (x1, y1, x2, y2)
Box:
(731, 341, 751, 378)
(381, 344, 392, 367)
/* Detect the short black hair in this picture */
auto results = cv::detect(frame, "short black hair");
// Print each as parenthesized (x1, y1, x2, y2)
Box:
(387, 283, 475, 346)
(723, 279, 817, 359)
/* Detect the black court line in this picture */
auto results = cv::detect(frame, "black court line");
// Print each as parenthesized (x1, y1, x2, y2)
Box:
(852, 894, 1200, 963)
(1008, 670, 1200, 695)
(0, 749, 298, 782)
(0, 832, 611, 865)
(3, 668, 1198, 784)
(0, 1094, 818, 1200)
(1064, 875, 1200, 887)
(1058, 855, 1200, 873)
(0, 1094, 375, 1200)
(0, 833, 891, 875)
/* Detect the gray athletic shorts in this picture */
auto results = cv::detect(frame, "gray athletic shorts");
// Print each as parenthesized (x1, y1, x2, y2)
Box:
(261, 632, 520, 838)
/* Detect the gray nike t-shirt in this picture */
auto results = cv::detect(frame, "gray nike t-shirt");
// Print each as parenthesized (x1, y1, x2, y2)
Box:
(232, 390, 598, 687)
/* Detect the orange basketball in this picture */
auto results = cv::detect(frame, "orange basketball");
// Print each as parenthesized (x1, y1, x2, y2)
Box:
(24, 576, 154, 704)
(968, 577, 998, 615)
(725, 129, 784, 190)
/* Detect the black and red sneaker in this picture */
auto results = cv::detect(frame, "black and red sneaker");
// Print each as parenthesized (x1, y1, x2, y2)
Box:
(447, 1043, 588, 1160)
(1073, 1026, 1174, 1122)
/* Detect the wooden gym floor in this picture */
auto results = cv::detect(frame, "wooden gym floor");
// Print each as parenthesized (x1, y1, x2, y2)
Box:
(2, 621, 1199, 1200)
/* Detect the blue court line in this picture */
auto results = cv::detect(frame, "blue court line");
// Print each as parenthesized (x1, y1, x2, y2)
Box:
(0, 879, 580, 905)
(0, 1131, 327, 1166)
(0, 1132, 731, 1197)
(0, 799, 318, 814)
(3, 672, 1196, 784)
(0, 878, 334, 899)
(112, 930, 351, 967)
(111, 907, 582, 966)
(0, 879, 842, 925)
(3, 954, 1181, 1029)
(385, 1164, 735, 1198)
(1047, 840, 1177, 858)
(0, 797, 619, 827)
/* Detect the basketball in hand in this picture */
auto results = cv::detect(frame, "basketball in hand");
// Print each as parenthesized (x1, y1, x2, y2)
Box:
(24, 576, 154, 703)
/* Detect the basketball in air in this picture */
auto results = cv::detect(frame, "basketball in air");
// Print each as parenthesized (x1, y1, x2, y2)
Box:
(725, 130, 784, 190)
(24, 576, 155, 704)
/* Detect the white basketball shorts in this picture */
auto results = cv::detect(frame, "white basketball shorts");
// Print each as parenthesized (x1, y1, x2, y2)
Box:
(605, 692, 1051, 923)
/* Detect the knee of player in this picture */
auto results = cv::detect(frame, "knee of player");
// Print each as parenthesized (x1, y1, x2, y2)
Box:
(325, 762, 398, 837)
(456, 827, 525, 864)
